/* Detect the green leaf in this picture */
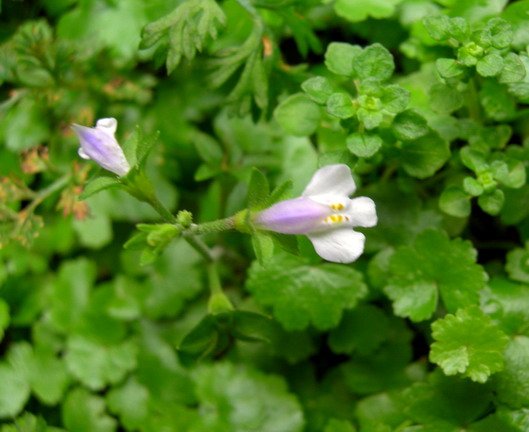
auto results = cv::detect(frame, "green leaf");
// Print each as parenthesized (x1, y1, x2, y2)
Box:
(436, 58, 465, 79)
(49, 259, 96, 334)
(324, 42, 361, 76)
(274, 93, 321, 136)
(246, 254, 367, 330)
(65, 336, 137, 391)
(324, 418, 356, 432)
(495, 336, 529, 408)
(326, 93, 356, 119)
(31, 350, 69, 405)
(3, 97, 51, 151)
(357, 109, 384, 130)
(384, 229, 487, 321)
(491, 159, 526, 189)
(106, 377, 150, 431)
(120, 127, 159, 168)
(334, 0, 403, 23)
(505, 242, 529, 283)
(463, 176, 484, 196)
(430, 306, 509, 383)
(340, 316, 414, 394)
(193, 362, 304, 432)
(247, 168, 270, 210)
(252, 232, 274, 264)
(0, 412, 65, 432)
(62, 388, 117, 432)
(193, 131, 223, 165)
(439, 186, 471, 218)
(499, 53, 526, 83)
(80, 176, 121, 200)
(478, 189, 504, 215)
(423, 15, 451, 41)
(479, 79, 517, 121)
(355, 393, 406, 431)
(353, 43, 395, 82)
(380, 85, 409, 114)
(476, 52, 504, 77)
(0, 363, 30, 418)
(141, 0, 226, 73)
(399, 132, 450, 179)
(0, 299, 8, 343)
(430, 83, 464, 114)
(301, 76, 334, 104)
(328, 304, 390, 355)
(479, 17, 513, 49)
(346, 133, 382, 158)
(482, 278, 529, 336)
(402, 371, 493, 429)
(392, 110, 429, 140)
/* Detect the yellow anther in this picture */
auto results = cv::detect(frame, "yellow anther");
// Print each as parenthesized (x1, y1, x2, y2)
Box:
(330, 203, 345, 211)
(324, 214, 348, 224)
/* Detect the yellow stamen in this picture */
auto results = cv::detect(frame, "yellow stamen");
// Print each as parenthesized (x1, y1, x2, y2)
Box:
(325, 214, 345, 224)
(330, 203, 345, 211)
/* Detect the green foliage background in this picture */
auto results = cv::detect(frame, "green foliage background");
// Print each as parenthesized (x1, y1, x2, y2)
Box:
(2, 0, 529, 430)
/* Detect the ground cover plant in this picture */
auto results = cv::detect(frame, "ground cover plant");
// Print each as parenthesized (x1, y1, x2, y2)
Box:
(1, 0, 529, 430)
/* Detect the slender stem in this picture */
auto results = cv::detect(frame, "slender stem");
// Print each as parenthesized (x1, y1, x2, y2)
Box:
(25, 175, 70, 214)
(146, 194, 176, 224)
(182, 232, 215, 262)
(188, 217, 235, 235)
(467, 77, 482, 122)
(207, 262, 223, 296)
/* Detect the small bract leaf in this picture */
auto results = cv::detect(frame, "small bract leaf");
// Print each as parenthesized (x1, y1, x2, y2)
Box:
(334, 0, 403, 23)
(346, 133, 382, 158)
(439, 186, 471, 218)
(478, 189, 504, 215)
(324, 42, 361, 76)
(301, 76, 334, 104)
(399, 132, 450, 179)
(505, 243, 529, 283)
(430, 306, 509, 383)
(353, 43, 395, 81)
(326, 93, 356, 119)
(436, 58, 465, 79)
(274, 93, 321, 136)
(80, 176, 121, 200)
(430, 83, 464, 114)
(392, 110, 429, 140)
(500, 53, 526, 83)
(476, 52, 504, 77)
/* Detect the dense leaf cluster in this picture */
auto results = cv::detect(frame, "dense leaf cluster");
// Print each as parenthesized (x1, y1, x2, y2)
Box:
(2, 0, 529, 431)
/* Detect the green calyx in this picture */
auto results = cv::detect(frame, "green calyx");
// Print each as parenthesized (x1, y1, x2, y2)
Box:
(233, 209, 255, 234)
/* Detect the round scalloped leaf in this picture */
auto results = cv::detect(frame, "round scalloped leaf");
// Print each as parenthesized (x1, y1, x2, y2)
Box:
(430, 306, 509, 383)
(192, 362, 304, 432)
(384, 229, 487, 321)
(246, 254, 367, 330)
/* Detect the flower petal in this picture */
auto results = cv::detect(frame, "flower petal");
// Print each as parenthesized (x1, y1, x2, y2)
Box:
(71, 122, 130, 176)
(96, 117, 118, 135)
(307, 228, 365, 263)
(346, 197, 377, 227)
(256, 197, 330, 234)
(302, 164, 356, 198)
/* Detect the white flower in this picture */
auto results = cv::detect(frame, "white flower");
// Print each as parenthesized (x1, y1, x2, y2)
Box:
(255, 164, 377, 263)
(71, 118, 130, 176)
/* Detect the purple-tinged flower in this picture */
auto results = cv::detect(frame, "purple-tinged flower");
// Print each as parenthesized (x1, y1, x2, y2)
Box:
(255, 164, 377, 263)
(71, 118, 130, 176)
